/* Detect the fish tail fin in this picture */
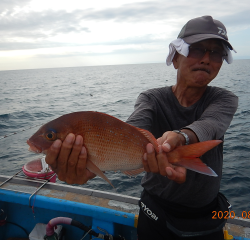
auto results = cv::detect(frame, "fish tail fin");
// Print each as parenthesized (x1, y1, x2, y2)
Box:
(137, 128, 159, 152)
(172, 140, 222, 177)
(86, 160, 115, 189)
(174, 140, 222, 158)
(176, 158, 218, 176)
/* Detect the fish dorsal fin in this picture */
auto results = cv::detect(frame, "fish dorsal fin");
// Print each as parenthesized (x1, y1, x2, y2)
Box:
(136, 127, 159, 152)
(86, 160, 115, 189)
(176, 158, 218, 177)
(122, 168, 144, 177)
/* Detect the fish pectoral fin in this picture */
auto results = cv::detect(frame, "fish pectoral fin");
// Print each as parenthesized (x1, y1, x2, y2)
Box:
(122, 168, 144, 177)
(176, 157, 218, 177)
(86, 160, 115, 188)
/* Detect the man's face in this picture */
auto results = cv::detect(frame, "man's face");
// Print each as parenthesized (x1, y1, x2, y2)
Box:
(173, 39, 224, 88)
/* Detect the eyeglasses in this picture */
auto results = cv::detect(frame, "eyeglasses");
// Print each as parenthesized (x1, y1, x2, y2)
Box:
(188, 46, 227, 63)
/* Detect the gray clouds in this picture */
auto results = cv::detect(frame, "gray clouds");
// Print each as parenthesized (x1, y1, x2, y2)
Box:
(0, 0, 31, 11)
(0, 41, 74, 51)
(0, 0, 250, 51)
(219, 11, 250, 29)
(0, 34, 163, 51)
(0, 10, 90, 39)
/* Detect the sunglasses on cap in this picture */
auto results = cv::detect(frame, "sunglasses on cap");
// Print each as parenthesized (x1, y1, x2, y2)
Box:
(188, 46, 228, 63)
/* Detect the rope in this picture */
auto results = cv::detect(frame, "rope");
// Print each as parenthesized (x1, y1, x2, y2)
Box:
(80, 229, 93, 240)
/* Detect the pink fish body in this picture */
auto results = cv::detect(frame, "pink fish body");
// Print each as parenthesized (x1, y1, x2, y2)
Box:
(27, 111, 221, 187)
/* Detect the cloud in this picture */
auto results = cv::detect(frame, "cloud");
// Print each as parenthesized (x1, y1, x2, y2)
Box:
(0, 41, 70, 51)
(0, 0, 31, 11)
(0, 10, 91, 40)
(32, 46, 159, 59)
(100, 34, 166, 46)
(219, 11, 250, 30)
(0, 0, 250, 52)
(0, 33, 166, 51)
(65, 1, 250, 26)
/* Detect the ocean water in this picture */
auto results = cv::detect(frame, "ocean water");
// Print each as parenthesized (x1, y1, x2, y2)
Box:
(0, 61, 249, 216)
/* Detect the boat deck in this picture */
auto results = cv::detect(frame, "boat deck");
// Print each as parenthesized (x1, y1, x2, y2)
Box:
(0, 173, 140, 215)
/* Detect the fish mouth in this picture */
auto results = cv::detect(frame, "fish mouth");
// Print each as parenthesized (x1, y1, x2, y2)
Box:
(193, 68, 210, 74)
(27, 139, 42, 153)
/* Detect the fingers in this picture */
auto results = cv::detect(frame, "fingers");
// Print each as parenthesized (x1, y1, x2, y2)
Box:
(166, 166, 186, 184)
(75, 146, 87, 178)
(46, 133, 96, 185)
(57, 133, 76, 181)
(162, 142, 171, 152)
(156, 147, 173, 176)
(143, 144, 172, 175)
(45, 139, 62, 171)
(142, 143, 159, 173)
(65, 135, 84, 184)
(67, 144, 96, 185)
(143, 142, 186, 184)
(160, 131, 185, 152)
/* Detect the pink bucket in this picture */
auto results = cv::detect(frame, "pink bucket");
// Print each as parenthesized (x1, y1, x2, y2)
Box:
(22, 157, 56, 183)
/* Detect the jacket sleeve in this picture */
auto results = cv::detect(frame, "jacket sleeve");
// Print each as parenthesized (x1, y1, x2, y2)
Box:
(184, 89, 238, 141)
(126, 92, 155, 132)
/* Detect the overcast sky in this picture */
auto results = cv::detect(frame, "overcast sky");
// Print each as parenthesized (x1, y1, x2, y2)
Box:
(0, 0, 250, 71)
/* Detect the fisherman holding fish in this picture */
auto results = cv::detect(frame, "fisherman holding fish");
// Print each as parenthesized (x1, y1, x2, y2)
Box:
(36, 16, 238, 239)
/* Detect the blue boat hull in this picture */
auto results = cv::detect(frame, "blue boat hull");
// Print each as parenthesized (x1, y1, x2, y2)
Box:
(0, 174, 138, 240)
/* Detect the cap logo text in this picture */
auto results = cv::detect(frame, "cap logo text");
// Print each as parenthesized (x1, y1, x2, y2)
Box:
(217, 27, 227, 37)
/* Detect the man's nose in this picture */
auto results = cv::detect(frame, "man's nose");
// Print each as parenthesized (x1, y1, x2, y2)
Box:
(200, 50, 210, 64)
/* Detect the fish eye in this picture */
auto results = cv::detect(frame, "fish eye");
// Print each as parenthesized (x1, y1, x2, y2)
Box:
(45, 131, 57, 141)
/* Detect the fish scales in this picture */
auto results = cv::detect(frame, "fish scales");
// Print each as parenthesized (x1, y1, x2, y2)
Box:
(81, 112, 149, 171)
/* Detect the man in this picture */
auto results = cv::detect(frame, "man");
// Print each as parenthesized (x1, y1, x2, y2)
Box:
(46, 16, 238, 239)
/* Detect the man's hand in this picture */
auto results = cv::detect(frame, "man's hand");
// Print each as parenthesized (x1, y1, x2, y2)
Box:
(45, 133, 96, 185)
(142, 131, 191, 184)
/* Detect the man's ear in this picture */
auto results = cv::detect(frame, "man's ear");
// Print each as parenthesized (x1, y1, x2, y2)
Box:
(172, 52, 179, 69)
